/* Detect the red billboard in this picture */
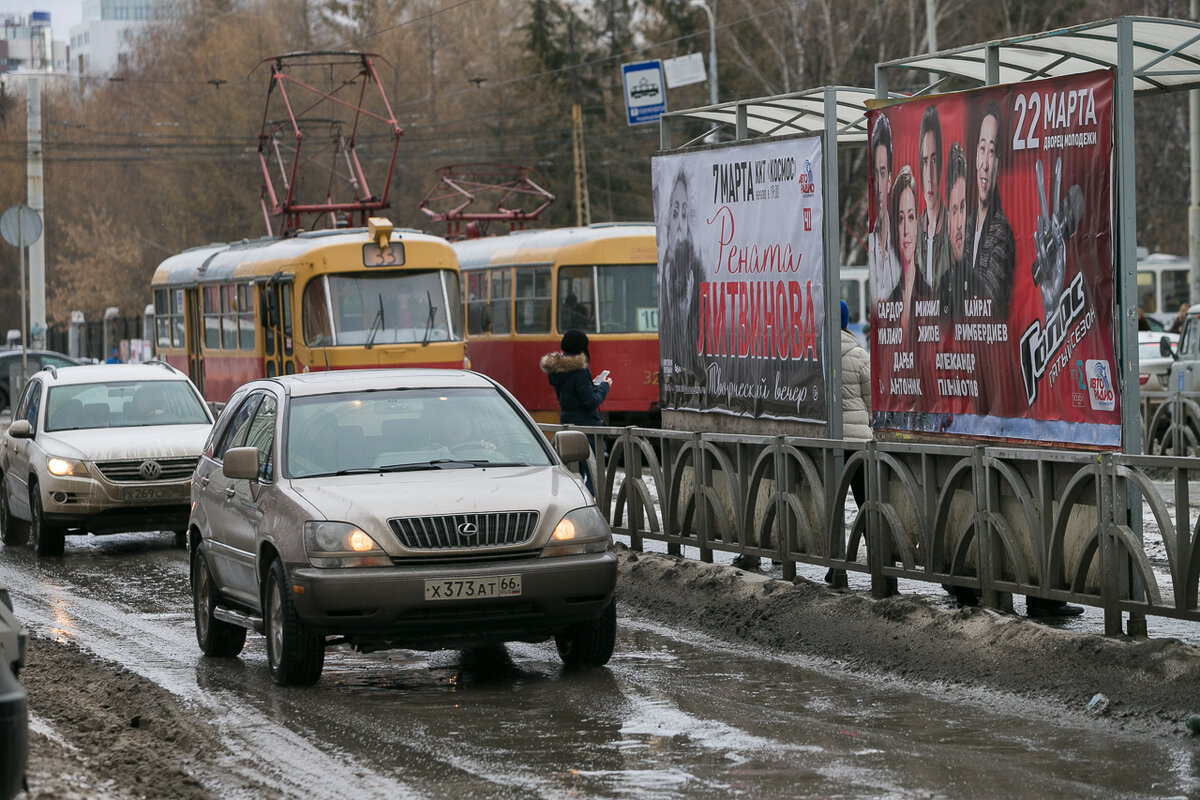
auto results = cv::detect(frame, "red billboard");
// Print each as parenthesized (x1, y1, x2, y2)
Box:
(866, 70, 1118, 448)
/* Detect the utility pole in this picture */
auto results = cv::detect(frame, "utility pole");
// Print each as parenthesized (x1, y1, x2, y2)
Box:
(27, 75, 45, 349)
(568, 16, 590, 226)
(1191, 0, 1200, 305)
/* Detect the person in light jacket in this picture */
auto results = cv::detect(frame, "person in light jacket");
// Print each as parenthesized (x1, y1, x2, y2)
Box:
(540, 329, 612, 493)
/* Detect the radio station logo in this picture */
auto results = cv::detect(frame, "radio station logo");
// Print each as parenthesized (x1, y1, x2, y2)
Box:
(798, 159, 817, 197)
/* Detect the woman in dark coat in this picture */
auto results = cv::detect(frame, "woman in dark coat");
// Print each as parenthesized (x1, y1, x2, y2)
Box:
(540, 329, 612, 493)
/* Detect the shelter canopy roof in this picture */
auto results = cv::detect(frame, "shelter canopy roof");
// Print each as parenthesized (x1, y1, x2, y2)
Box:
(878, 16, 1200, 95)
(661, 16, 1200, 150)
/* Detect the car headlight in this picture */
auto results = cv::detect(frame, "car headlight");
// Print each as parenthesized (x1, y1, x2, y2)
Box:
(303, 521, 391, 568)
(542, 506, 612, 558)
(46, 456, 87, 477)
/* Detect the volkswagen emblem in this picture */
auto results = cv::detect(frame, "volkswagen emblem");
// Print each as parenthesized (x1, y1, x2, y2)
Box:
(139, 460, 163, 481)
(456, 522, 478, 538)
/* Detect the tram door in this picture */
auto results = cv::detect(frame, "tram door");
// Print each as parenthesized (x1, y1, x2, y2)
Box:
(185, 288, 204, 395)
(261, 275, 295, 378)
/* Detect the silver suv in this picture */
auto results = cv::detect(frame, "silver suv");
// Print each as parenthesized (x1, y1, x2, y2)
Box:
(0, 362, 214, 556)
(188, 369, 617, 686)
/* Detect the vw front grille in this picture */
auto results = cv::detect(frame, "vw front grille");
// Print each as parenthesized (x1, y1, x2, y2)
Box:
(95, 457, 199, 483)
(389, 511, 539, 550)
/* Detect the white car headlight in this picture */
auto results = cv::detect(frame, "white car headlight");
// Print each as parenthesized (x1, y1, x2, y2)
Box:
(543, 506, 612, 558)
(303, 521, 391, 568)
(46, 456, 87, 477)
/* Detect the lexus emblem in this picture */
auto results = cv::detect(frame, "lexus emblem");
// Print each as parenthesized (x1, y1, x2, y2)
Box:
(456, 522, 478, 537)
(139, 460, 163, 481)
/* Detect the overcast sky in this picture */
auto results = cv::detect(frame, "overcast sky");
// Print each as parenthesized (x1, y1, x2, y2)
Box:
(0, 2, 83, 41)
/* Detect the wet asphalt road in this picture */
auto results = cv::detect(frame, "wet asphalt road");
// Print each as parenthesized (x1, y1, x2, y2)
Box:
(2, 532, 1198, 799)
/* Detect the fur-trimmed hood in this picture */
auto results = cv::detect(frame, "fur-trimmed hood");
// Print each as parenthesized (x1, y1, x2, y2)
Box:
(540, 351, 588, 375)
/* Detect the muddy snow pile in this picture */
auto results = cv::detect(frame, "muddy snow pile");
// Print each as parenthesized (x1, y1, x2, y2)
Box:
(615, 544, 1200, 735)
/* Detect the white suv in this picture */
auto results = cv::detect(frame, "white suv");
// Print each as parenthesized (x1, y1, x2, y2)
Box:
(0, 362, 214, 556)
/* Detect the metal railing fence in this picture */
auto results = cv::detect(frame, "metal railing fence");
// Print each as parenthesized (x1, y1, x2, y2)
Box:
(546, 415, 1200, 638)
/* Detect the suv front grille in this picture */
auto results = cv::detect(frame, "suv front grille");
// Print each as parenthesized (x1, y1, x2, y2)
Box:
(94, 456, 199, 483)
(389, 511, 539, 550)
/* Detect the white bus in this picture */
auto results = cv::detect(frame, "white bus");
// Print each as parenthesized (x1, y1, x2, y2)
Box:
(1137, 250, 1189, 330)
(840, 266, 870, 347)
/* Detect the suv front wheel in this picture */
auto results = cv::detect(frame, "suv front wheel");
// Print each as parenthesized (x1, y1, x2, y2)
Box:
(264, 558, 325, 686)
(555, 598, 617, 668)
(30, 487, 65, 558)
(192, 543, 247, 657)
(0, 477, 26, 546)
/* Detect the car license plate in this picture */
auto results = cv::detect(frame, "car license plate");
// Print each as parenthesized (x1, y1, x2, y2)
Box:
(123, 485, 187, 502)
(425, 575, 522, 601)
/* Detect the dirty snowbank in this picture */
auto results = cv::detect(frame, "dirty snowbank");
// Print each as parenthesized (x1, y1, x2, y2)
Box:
(615, 544, 1200, 737)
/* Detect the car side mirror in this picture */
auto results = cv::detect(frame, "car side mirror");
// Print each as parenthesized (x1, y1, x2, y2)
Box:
(6, 419, 31, 439)
(223, 447, 260, 481)
(1161, 336, 1176, 359)
(553, 430, 591, 463)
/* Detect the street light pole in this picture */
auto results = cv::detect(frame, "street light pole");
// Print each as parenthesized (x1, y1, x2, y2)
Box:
(688, 0, 717, 107)
(688, 0, 717, 143)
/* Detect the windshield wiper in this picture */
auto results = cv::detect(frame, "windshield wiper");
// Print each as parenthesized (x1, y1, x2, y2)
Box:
(334, 462, 438, 475)
(421, 290, 437, 347)
(365, 294, 385, 350)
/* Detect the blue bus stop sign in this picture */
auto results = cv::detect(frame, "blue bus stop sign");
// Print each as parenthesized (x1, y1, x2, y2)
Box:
(622, 60, 666, 126)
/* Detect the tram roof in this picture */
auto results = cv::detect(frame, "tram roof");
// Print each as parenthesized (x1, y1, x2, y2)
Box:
(151, 226, 445, 287)
(451, 222, 655, 269)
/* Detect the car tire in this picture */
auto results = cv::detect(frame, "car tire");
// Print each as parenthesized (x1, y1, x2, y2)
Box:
(29, 488, 65, 558)
(555, 598, 617, 668)
(192, 543, 246, 658)
(0, 478, 26, 547)
(264, 558, 324, 686)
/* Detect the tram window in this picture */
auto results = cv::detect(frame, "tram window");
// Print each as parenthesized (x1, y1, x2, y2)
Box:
(281, 285, 293, 354)
(154, 288, 187, 350)
(1162, 269, 1190, 318)
(172, 289, 185, 348)
(515, 267, 551, 334)
(221, 285, 238, 349)
(1137, 271, 1156, 313)
(238, 284, 255, 350)
(840, 279, 861, 323)
(303, 278, 333, 347)
(490, 269, 511, 334)
(154, 289, 172, 349)
(305, 271, 456, 346)
(557, 268, 596, 332)
(444, 271, 464, 338)
(466, 272, 489, 334)
(594, 264, 657, 333)
(203, 285, 220, 349)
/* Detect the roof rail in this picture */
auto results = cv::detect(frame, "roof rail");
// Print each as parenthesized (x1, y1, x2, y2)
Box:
(143, 360, 180, 374)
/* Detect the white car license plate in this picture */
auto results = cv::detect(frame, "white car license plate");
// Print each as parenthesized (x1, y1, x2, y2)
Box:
(425, 575, 522, 601)
(123, 485, 187, 502)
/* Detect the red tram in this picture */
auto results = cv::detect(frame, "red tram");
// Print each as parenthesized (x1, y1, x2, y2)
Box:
(453, 224, 659, 425)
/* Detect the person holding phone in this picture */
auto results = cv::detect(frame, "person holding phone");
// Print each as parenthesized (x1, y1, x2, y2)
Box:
(540, 329, 612, 494)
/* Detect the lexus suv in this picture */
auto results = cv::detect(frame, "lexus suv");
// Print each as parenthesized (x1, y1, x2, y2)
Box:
(0, 362, 214, 556)
(188, 369, 617, 686)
